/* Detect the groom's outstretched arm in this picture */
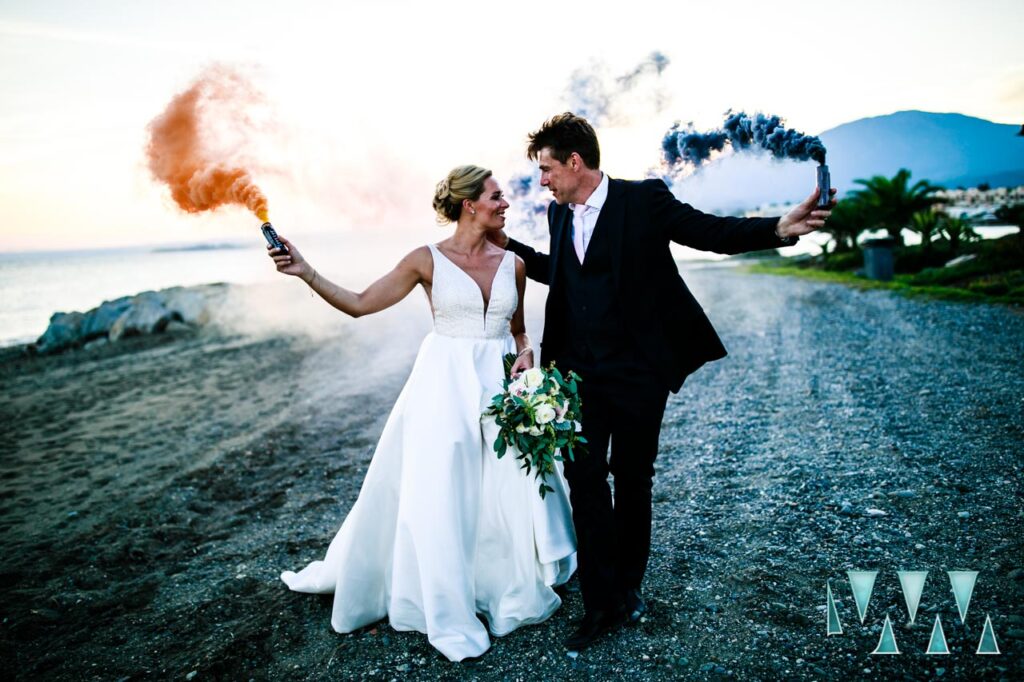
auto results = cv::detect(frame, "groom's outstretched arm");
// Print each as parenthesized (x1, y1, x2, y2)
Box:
(648, 179, 793, 255)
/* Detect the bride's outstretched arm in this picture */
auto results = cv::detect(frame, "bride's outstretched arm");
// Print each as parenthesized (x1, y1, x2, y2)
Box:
(269, 237, 428, 318)
(508, 257, 534, 376)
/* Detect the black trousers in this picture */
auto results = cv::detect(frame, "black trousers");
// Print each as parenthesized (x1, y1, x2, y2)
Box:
(561, 361, 669, 612)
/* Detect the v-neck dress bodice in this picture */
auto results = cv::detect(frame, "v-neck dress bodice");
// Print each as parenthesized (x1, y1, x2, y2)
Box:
(428, 244, 517, 340)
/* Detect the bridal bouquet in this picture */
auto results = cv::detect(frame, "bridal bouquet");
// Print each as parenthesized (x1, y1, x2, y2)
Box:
(484, 353, 587, 499)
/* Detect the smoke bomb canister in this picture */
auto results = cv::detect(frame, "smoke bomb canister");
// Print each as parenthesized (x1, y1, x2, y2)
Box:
(816, 164, 831, 208)
(261, 221, 289, 254)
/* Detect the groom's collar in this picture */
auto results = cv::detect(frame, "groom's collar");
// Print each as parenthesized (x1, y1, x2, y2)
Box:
(569, 172, 608, 213)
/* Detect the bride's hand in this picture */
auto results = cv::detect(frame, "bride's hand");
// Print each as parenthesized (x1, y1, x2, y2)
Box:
(509, 349, 534, 377)
(268, 236, 314, 282)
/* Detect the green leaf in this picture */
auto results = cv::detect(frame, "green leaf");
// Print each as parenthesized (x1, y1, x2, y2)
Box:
(502, 352, 517, 381)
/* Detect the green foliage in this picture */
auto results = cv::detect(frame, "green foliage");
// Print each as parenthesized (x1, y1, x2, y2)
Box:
(484, 361, 588, 499)
(939, 215, 978, 253)
(820, 198, 870, 253)
(892, 243, 956, 273)
(995, 203, 1024, 229)
(749, 234, 1024, 305)
(820, 249, 863, 272)
(502, 352, 516, 381)
(814, 169, 945, 255)
(910, 210, 941, 249)
(850, 168, 946, 244)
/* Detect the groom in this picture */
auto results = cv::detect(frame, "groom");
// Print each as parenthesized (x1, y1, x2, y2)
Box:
(494, 112, 834, 649)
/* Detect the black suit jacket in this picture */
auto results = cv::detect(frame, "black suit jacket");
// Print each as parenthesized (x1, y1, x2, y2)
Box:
(507, 177, 793, 393)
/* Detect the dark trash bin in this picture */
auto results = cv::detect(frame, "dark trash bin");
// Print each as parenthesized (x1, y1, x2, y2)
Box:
(862, 237, 896, 281)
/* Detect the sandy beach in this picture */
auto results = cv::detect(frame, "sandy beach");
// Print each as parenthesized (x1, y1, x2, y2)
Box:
(1, 267, 1021, 680)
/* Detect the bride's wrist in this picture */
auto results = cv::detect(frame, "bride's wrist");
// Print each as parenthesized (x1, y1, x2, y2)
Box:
(516, 346, 533, 358)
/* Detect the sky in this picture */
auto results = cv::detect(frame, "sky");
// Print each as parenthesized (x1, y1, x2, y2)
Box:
(0, 0, 1022, 252)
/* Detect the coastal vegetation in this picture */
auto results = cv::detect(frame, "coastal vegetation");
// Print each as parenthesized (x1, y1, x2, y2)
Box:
(751, 169, 1024, 305)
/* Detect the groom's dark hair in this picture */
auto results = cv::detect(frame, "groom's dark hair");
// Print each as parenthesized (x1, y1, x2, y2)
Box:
(527, 112, 600, 170)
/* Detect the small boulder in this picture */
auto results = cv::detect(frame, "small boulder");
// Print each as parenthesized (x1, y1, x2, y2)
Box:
(162, 287, 210, 325)
(109, 293, 177, 341)
(78, 296, 132, 340)
(35, 311, 85, 354)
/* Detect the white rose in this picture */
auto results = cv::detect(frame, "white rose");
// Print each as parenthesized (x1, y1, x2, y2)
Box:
(573, 421, 582, 432)
(515, 424, 528, 433)
(523, 368, 544, 391)
(535, 404, 557, 425)
(528, 425, 543, 436)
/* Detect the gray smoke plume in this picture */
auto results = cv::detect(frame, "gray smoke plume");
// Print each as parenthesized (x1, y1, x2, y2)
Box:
(505, 171, 548, 234)
(566, 51, 671, 128)
(662, 110, 826, 179)
(506, 51, 672, 236)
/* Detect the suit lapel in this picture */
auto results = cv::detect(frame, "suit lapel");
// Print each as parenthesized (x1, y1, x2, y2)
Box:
(548, 202, 572, 288)
(594, 178, 626, 287)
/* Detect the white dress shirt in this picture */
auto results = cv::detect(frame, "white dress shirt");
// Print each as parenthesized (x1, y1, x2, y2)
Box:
(569, 172, 609, 262)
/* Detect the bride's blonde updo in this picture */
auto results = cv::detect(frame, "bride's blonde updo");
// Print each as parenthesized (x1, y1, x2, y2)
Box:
(432, 165, 492, 224)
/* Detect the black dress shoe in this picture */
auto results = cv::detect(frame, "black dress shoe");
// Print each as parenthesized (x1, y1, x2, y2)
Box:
(624, 588, 646, 624)
(564, 606, 627, 650)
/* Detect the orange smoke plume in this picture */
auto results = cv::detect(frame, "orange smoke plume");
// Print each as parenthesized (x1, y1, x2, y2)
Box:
(147, 67, 269, 221)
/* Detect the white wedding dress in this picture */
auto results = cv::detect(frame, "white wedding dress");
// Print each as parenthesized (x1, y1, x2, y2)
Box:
(281, 244, 577, 662)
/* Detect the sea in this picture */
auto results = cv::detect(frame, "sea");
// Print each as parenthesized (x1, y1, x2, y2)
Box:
(0, 244, 269, 346)
(2, 226, 1016, 348)
(0, 230, 412, 347)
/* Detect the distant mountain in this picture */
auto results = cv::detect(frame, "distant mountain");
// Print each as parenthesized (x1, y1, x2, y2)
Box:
(670, 110, 1024, 213)
(819, 110, 1024, 190)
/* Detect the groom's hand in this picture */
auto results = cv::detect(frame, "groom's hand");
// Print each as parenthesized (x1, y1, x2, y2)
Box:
(487, 229, 510, 249)
(776, 187, 838, 239)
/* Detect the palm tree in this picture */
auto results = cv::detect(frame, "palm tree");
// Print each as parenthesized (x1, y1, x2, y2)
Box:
(995, 203, 1024, 244)
(851, 168, 946, 244)
(910, 210, 941, 251)
(820, 197, 869, 253)
(939, 215, 978, 253)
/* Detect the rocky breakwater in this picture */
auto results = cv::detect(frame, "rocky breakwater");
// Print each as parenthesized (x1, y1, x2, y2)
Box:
(32, 283, 228, 354)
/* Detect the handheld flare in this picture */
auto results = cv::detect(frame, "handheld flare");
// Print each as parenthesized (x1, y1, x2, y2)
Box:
(816, 164, 831, 209)
(261, 222, 289, 254)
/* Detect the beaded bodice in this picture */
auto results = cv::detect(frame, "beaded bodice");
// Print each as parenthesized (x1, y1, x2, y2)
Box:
(427, 244, 517, 339)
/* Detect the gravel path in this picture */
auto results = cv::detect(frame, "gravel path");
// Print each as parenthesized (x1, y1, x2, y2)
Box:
(1, 267, 1021, 681)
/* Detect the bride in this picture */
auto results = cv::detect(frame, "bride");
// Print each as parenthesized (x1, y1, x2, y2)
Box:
(269, 165, 577, 662)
